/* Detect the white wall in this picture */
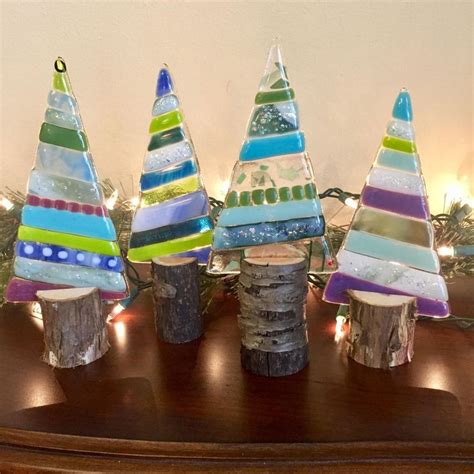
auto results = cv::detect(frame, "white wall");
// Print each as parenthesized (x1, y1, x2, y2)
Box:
(1, 0, 472, 222)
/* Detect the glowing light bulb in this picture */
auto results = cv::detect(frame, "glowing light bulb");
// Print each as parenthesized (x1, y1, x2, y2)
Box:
(437, 246, 454, 257)
(129, 196, 140, 209)
(107, 303, 125, 322)
(344, 197, 358, 209)
(105, 189, 119, 210)
(219, 179, 230, 198)
(0, 195, 14, 211)
(31, 302, 43, 319)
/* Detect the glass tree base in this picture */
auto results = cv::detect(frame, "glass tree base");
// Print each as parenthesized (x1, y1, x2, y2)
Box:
(207, 236, 337, 274)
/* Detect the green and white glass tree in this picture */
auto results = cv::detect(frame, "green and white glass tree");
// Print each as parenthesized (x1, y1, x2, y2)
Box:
(6, 58, 128, 302)
(208, 43, 335, 273)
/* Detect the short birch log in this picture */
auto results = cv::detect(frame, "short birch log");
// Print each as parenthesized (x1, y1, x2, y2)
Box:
(37, 287, 109, 368)
(238, 257, 309, 377)
(347, 290, 417, 369)
(151, 256, 202, 344)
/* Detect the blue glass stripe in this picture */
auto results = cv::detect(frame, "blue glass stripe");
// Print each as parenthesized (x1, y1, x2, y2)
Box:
(217, 199, 322, 227)
(16, 240, 124, 272)
(132, 191, 209, 232)
(22, 205, 117, 241)
(212, 216, 325, 250)
(240, 132, 305, 161)
(140, 160, 197, 191)
(35, 143, 97, 182)
(130, 215, 213, 248)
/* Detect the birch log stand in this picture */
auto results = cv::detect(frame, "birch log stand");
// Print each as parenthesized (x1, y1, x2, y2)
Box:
(238, 257, 309, 377)
(36, 287, 109, 369)
(346, 290, 417, 369)
(151, 256, 202, 344)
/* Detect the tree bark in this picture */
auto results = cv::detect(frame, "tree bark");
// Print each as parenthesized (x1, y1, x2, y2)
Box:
(347, 290, 417, 369)
(238, 257, 309, 377)
(37, 287, 109, 368)
(151, 256, 202, 344)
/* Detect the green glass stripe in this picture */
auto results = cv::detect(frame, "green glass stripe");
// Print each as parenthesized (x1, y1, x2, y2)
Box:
(252, 189, 265, 205)
(39, 123, 88, 152)
(225, 191, 239, 208)
(148, 127, 185, 152)
(278, 187, 291, 202)
(18, 226, 120, 256)
(292, 185, 305, 200)
(140, 176, 200, 206)
(352, 207, 432, 247)
(382, 135, 416, 154)
(265, 188, 278, 204)
(53, 72, 72, 94)
(239, 191, 251, 206)
(149, 110, 183, 134)
(255, 88, 295, 105)
(304, 183, 316, 199)
(127, 230, 213, 262)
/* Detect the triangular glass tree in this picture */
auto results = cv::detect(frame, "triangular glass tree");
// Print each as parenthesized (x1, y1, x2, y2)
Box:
(208, 43, 335, 274)
(6, 58, 128, 302)
(323, 89, 449, 318)
(127, 66, 213, 263)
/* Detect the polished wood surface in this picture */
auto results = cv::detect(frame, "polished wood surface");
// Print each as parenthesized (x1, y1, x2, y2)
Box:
(0, 276, 473, 471)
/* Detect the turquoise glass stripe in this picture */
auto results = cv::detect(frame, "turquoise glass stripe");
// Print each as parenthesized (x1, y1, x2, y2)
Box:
(240, 132, 305, 161)
(140, 160, 197, 191)
(376, 148, 419, 174)
(392, 90, 413, 121)
(217, 199, 321, 227)
(14, 257, 127, 292)
(22, 205, 117, 241)
(345, 230, 439, 273)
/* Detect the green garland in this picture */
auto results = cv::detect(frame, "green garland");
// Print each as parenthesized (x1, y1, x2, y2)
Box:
(1, 182, 473, 319)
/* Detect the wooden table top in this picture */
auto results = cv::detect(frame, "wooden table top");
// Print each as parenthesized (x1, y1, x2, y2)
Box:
(0, 276, 472, 472)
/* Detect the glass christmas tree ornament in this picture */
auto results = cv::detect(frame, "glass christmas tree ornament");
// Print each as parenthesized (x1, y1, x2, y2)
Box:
(208, 43, 335, 274)
(6, 58, 128, 302)
(127, 66, 213, 263)
(323, 89, 449, 318)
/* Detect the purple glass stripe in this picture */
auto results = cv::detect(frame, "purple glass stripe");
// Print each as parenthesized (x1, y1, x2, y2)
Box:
(323, 272, 450, 318)
(361, 185, 429, 220)
(6, 277, 128, 302)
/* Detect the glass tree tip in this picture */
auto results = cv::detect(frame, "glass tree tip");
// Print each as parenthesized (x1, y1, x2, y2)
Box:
(54, 57, 67, 73)
(392, 88, 413, 122)
(156, 67, 174, 97)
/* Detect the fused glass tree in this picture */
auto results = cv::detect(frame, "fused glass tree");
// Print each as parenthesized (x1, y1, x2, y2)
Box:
(6, 58, 128, 302)
(323, 89, 449, 318)
(208, 43, 335, 274)
(127, 66, 213, 263)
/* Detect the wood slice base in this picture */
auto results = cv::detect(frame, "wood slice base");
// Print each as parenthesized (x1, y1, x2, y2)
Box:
(241, 344, 309, 377)
(151, 256, 202, 344)
(347, 290, 417, 369)
(238, 257, 309, 377)
(36, 287, 108, 368)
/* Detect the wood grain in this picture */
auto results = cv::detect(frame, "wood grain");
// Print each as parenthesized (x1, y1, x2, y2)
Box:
(0, 273, 472, 471)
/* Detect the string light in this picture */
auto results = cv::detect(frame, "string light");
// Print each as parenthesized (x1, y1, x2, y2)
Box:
(105, 189, 119, 210)
(30, 302, 43, 319)
(337, 191, 358, 209)
(438, 245, 474, 258)
(107, 287, 138, 322)
(334, 305, 348, 341)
